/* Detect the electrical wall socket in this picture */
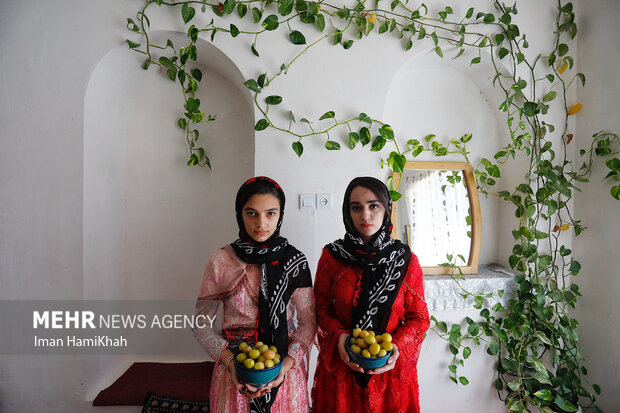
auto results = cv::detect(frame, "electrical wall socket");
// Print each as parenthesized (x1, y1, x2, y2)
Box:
(316, 193, 332, 210)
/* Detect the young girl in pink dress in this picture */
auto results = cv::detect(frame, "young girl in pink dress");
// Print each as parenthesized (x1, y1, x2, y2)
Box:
(193, 177, 316, 413)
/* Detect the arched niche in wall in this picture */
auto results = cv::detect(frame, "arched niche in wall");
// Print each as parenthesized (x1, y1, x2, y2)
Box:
(84, 31, 254, 300)
(382, 50, 510, 267)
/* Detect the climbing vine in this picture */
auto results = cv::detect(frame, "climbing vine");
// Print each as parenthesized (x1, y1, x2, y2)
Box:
(126, 0, 619, 411)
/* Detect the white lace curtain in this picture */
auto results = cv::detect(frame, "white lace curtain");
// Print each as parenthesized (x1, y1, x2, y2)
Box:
(402, 171, 471, 266)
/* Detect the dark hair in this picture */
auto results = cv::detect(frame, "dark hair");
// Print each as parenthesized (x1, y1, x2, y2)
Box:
(235, 177, 286, 215)
(342, 176, 392, 232)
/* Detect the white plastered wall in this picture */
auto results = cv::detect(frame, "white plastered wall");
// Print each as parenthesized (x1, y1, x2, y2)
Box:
(574, 2, 620, 411)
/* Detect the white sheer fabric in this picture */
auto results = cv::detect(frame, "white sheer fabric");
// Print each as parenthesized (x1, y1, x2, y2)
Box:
(403, 170, 470, 266)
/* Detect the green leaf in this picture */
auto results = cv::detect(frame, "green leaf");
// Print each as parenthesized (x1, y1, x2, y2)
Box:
(488, 341, 499, 355)
(332, 31, 342, 45)
(388, 152, 406, 173)
(523, 101, 538, 117)
(295, 0, 308, 12)
(607, 157, 620, 172)
(223, 0, 236, 14)
(254, 119, 269, 131)
(569, 259, 581, 274)
(459, 376, 469, 385)
(487, 165, 501, 178)
(498, 47, 509, 59)
(465, 7, 474, 19)
(316, 14, 325, 32)
(378, 20, 389, 34)
(187, 153, 199, 166)
(191, 68, 202, 82)
(534, 230, 549, 239)
(483, 13, 495, 23)
(576, 73, 586, 86)
(186, 97, 200, 112)
(178, 118, 187, 129)
(435, 46, 443, 57)
(554, 396, 578, 412)
(390, 19, 397, 32)
(243, 79, 262, 93)
(265, 95, 283, 105)
(252, 7, 262, 23)
(612, 185, 620, 200)
(543, 91, 557, 102)
(418, 26, 426, 40)
(126, 18, 140, 32)
(390, 190, 402, 201)
(126, 39, 140, 49)
(182, 2, 196, 24)
(558, 43, 569, 56)
(405, 38, 413, 51)
(360, 127, 371, 146)
(348, 132, 360, 149)
(262, 14, 279, 30)
(319, 111, 335, 120)
(371, 136, 387, 152)
(325, 140, 341, 150)
(359, 113, 372, 123)
(292, 141, 303, 157)
(158, 56, 174, 69)
(470, 57, 481, 65)
(278, 0, 294, 15)
(237, 3, 247, 18)
(251, 44, 259, 57)
(379, 124, 395, 140)
(166, 68, 176, 81)
(463, 346, 471, 359)
(257, 73, 267, 88)
(343, 40, 354, 49)
(289, 30, 306, 45)
(230, 24, 239, 37)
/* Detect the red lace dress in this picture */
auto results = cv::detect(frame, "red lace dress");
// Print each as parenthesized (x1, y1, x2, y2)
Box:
(311, 247, 429, 413)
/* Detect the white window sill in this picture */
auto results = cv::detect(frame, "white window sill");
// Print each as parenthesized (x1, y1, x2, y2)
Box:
(423, 265, 516, 311)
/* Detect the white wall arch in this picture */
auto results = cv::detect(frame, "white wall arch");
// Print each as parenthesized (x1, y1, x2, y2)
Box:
(383, 49, 522, 267)
(84, 30, 254, 300)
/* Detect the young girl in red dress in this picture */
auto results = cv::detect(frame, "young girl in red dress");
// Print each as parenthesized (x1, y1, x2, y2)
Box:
(311, 176, 429, 412)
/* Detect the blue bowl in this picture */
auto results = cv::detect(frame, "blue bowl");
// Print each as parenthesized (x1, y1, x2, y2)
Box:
(234, 358, 282, 388)
(346, 335, 393, 371)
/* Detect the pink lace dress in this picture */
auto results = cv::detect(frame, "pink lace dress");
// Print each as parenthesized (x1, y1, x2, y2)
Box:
(193, 245, 317, 413)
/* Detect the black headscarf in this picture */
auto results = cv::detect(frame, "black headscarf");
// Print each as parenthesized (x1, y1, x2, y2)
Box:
(326, 177, 411, 387)
(230, 177, 312, 412)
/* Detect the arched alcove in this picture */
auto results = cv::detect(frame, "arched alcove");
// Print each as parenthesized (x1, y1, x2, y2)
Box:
(82, 32, 254, 400)
(84, 31, 254, 301)
(383, 50, 512, 267)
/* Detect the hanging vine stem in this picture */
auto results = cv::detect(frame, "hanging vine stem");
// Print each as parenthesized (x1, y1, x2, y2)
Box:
(126, 1, 620, 411)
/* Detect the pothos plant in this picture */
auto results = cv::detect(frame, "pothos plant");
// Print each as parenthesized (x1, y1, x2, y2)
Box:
(126, 0, 619, 411)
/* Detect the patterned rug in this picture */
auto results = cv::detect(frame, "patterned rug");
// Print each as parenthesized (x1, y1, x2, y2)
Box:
(142, 391, 209, 412)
